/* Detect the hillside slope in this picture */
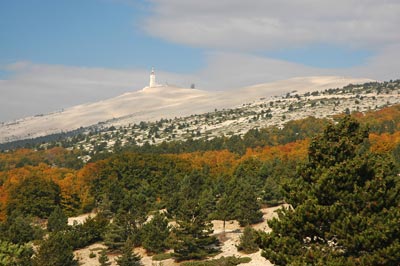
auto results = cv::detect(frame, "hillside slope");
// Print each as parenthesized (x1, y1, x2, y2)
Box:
(0, 76, 371, 143)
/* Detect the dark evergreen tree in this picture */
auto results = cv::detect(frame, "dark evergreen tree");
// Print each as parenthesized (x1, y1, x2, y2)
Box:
(215, 192, 236, 233)
(98, 249, 111, 266)
(234, 157, 264, 194)
(108, 182, 125, 213)
(198, 188, 217, 219)
(262, 176, 281, 206)
(104, 211, 140, 251)
(4, 214, 41, 245)
(47, 206, 68, 232)
(261, 116, 400, 266)
(233, 180, 263, 226)
(120, 191, 148, 227)
(97, 193, 114, 219)
(171, 172, 219, 261)
(104, 215, 129, 251)
(66, 214, 108, 249)
(32, 232, 78, 266)
(115, 239, 142, 266)
(237, 226, 259, 254)
(141, 212, 170, 254)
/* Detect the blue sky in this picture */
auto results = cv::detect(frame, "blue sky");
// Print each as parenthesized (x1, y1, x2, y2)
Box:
(0, 0, 204, 72)
(0, 0, 374, 72)
(0, 0, 399, 121)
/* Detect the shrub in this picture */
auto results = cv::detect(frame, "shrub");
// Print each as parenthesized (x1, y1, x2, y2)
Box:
(180, 256, 251, 266)
(152, 253, 173, 261)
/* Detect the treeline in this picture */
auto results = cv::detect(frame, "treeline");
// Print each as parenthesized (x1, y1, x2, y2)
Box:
(0, 126, 88, 151)
(3, 103, 400, 160)
(89, 104, 400, 158)
(0, 147, 83, 173)
(121, 104, 400, 155)
(89, 116, 330, 158)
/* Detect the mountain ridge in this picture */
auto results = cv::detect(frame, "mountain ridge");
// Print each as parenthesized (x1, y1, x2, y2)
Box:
(0, 76, 373, 144)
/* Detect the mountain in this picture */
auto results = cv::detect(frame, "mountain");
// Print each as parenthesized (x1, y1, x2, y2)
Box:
(0, 76, 373, 144)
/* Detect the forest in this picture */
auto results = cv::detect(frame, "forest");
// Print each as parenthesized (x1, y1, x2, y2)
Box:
(1, 104, 400, 265)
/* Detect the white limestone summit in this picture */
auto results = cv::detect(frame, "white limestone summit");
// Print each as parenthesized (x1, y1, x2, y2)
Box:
(0, 73, 372, 144)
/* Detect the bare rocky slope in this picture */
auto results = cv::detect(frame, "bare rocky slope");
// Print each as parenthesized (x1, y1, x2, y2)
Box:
(0, 76, 371, 144)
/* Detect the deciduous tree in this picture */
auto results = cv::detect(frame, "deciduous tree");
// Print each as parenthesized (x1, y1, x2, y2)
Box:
(6, 176, 61, 218)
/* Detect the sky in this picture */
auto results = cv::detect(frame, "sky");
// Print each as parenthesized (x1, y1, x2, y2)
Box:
(1, 0, 400, 122)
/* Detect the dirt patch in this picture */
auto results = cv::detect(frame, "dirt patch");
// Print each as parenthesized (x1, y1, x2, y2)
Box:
(74, 243, 118, 266)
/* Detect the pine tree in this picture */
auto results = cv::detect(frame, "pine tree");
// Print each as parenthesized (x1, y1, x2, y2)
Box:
(233, 180, 263, 227)
(237, 226, 259, 254)
(104, 215, 128, 251)
(198, 188, 216, 219)
(171, 172, 219, 261)
(104, 211, 139, 251)
(5, 214, 39, 244)
(215, 192, 235, 233)
(171, 215, 217, 261)
(115, 239, 142, 266)
(32, 232, 78, 266)
(98, 249, 111, 266)
(234, 157, 264, 194)
(47, 205, 68, 232)
(261, 116, 400, 266)
(262, 176, 282, 206)
(141, 212, 170, 254)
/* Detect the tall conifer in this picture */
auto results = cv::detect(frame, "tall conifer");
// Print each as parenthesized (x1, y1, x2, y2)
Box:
(262, 116, 400, 265)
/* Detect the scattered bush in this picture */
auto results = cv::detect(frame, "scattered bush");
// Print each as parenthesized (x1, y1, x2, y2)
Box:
(152, 253, 173, 261)
(180, 256, 251, 266)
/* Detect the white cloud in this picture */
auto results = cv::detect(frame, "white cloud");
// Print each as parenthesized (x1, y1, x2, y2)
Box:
(0, 63, 145, 121)
(196, 52, 326, 89)
(143, 0, 400, 51)
(346, 44, 400, 81)
(139, 0, 400, 91)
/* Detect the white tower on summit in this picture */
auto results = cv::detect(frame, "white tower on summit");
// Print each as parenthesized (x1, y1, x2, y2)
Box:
(149, 67, 156, 87)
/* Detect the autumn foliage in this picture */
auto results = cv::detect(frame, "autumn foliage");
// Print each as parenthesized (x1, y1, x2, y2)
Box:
(1, 105, 400, 220)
